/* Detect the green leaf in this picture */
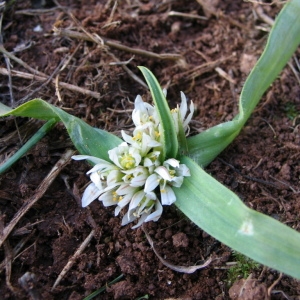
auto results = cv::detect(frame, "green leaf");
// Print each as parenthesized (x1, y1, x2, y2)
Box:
(0, 102, 12, 114)
(0, 119, 57, 175)
(138, 66, 178, 161)
(187, 0, 300, 167)
(0, 99, 122, 161)
(175, 156, 300, 279)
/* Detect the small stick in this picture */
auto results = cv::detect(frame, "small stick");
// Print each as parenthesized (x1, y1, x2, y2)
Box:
(51, 229, 95, 290)
(0, 45, 46, 77)
(0, 149, 75, 248)
(53, 28, 182, 60)
(0, 216, 18, 293)
(0, 230, 36, 275)
(168, 11, 207, 20)
(171, 56, 232, 86)
(267, 272, 282, 297)
(105, 0, 118, 25)
(254, 4, 275, 26)
(17, 57, 67, 105)
(215, 67, 236, 84)
(0, 14, 14, 106)
(107, 52, 148, 89)
(196, 0, 249, 30)
(0, 68, 101, 99)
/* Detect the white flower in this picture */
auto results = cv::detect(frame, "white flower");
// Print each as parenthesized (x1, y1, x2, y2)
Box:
(121, 190, 163, 229)
(108, 142, 141, 170)
(171, 91, 194, 135)
(121, 130, 161, 156)
(72, 90, 192, 228)
(132, 95, 159, 128)
(72, 155, 119, 207)
(144, 158, 190, 205)
(100, 184, 137, 208)
(122, 166, 149, 187)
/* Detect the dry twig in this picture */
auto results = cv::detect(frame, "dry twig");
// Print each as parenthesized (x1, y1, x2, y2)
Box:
(196, 0, 249, 30)
(268, 273, 282, 297)
(0, 45, 46, 77)
(171, 56, 233, 86)
(53, 28, 182, 61)
(168, 10, 207, 20)
(51, 229, 95, 290)
(0, 149, 75, 248)
(0, 68, 101, 99)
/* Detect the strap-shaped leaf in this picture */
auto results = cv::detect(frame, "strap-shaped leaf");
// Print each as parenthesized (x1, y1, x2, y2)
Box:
(187, 0, 300, 167)
(0, 99, 122, 161)
(0, 119, 57, 174)
(175, 155, 300, 279)
(139, 66, 178, 161)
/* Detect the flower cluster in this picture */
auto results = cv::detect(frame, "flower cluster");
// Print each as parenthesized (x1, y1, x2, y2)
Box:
(72, 92, 194, 228)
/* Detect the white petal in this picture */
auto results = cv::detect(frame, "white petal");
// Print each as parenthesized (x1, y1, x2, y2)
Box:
(117, 193, 132, 208)
(145, 191, 157, 200)
(90, 171, 103, 191)
(129, 190, 145, 211)
(81, 183, 102, 207)
(130, 172, 148, 187)
(121, 130, 134, 145)
(121, 211, 137, 226)
(87, 160, 116, 175)
(115, 205, 122, 216)
(171, 176, 184, 187)
(145, 201, 163, 222)
(106, 170, 121, 186)
(162, 88, 167, 97)
(155, 166, 172, 181)
(144, 173, 160, 193)
(183, 101, 194, 129)
(160, 185, 176, 205)
(179, 91, 188, 120)
(116, 184, 136, 196)
(164, 158, 180, 168)
(143, 157, 153, 167)
(108, 142, 128, 168)
(178, 164, 191, 177)
(72, 155, 106, 165)
(99, 190, 116, 206)
(132, 213, 149, 229)
(137, 197, 153, 215)
(141, 133, 161, 152)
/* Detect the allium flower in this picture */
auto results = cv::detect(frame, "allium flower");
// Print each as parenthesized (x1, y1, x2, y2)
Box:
(171, 91, 195, 135)
(72, 92, 193, 228)
(144, 158, 191, 205)
(108, 142, 141, 170)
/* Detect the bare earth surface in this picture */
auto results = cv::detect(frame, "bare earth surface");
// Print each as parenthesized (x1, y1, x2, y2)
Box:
(0, 1, 300, 299)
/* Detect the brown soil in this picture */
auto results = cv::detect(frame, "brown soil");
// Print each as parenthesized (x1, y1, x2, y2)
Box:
(0, 1, 300, 299)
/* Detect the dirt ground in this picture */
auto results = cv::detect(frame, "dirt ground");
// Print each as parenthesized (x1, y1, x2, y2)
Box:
(0, 0, 300, 299)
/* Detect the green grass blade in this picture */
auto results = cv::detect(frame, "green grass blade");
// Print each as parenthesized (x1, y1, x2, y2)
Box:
(83, 274, 124, 300)
(138, 66, 178, 160)
(187, 0, 300, 166)
(0, 119, 57, 175)
(175, 155, 300, 279)
(0, 99, 122, 160)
